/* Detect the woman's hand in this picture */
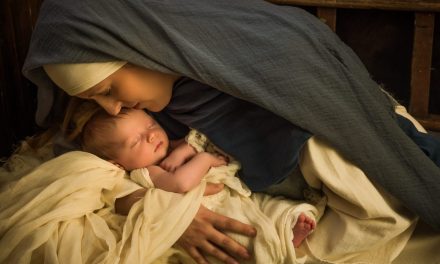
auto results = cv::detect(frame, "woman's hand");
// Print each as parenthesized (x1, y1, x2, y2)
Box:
(176, 205, 256, 264)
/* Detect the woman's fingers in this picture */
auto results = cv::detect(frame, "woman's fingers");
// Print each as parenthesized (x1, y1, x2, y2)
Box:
(211, 210, 257, 237)
(177, 206, 256, 263)
(208, 213, 255, 259)
(176, 212, 211, 264)
(198, 239, 241, 264)
(178, 223, 246, 264)
(185, 246, 209, 264)
(203, 183, 224, 196)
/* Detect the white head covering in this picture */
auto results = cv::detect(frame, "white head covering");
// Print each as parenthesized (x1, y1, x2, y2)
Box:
(43, 61, 126, 95)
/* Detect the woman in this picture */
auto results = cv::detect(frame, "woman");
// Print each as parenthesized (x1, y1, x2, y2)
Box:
(23, 0, 440, 263)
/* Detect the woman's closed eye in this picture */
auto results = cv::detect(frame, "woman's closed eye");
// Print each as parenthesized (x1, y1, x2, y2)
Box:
(104, 86, 112, 96)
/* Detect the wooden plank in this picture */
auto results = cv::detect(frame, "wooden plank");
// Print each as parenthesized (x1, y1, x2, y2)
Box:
(409, 12, 435, 118)
(317, 7, 337, 31)
(270, 0, 440, 12)
(418, 114, 440, 131)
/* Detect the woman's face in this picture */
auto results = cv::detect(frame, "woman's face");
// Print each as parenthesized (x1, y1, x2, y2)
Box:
(77, 64, 180, 115)
(109, 109, 169, 170)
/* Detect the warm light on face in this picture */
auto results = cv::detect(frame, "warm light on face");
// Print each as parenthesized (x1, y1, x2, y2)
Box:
(107, 109, 170, 170)
(76, 64, 179, 115)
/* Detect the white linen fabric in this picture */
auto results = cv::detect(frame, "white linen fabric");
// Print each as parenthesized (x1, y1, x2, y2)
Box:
(0, 151, 203, 264)
(131, 160, 318, 263)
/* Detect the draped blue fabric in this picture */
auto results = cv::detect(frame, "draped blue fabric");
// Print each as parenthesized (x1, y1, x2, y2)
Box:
(151, 78, 311, 190)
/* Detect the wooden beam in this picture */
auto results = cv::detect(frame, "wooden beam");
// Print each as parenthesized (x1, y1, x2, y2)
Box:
(409, 12, 435, 118)
(417, 115, 440, 131)
(317, 7, 337, 31)
(270, 0, 440, 12)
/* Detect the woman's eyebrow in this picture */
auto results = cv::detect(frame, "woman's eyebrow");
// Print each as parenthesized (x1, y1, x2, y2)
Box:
(78, 88, 98, 98)
(86, 82, 108, 97)
(94, 86, 108, 96)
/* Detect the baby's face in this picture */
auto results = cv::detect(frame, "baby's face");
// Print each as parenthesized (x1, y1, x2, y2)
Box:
(109, 109, 169, 170)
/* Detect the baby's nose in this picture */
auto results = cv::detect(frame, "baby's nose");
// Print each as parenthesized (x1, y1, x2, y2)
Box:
(147, 132, 155, 142)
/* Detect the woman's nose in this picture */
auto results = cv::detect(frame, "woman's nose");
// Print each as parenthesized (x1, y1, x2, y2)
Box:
(122, 101, 138, 108)
(94, 97, 122, 116)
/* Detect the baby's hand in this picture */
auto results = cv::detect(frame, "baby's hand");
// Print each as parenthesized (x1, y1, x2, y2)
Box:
(160, 155, 186, 172)
(209, 152, 228, 167)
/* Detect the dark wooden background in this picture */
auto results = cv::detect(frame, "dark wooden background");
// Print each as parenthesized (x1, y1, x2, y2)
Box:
(1, 0, 439, 158)
(1, 0, 43, 159)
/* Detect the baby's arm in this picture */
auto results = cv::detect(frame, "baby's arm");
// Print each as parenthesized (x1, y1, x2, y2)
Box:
(150, 152, 227, 193)
(160, 141, 198, 172)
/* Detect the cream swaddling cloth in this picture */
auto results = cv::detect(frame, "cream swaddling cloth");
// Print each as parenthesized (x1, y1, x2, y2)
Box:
(0, 151, 203, 264)
(130, 129, 318, 264)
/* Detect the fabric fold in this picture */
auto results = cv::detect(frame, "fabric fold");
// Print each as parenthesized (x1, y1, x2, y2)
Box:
(0, 151, 203, 264)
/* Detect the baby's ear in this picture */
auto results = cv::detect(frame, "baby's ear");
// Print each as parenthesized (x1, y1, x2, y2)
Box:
(108, 160, 125, 170)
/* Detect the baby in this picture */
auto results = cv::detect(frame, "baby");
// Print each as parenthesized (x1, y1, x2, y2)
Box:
(79, 105, 317, 253)
(81, 106, 228, 193)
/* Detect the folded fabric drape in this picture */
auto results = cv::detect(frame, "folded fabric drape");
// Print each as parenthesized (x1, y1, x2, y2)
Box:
(0, 151, 203, 263)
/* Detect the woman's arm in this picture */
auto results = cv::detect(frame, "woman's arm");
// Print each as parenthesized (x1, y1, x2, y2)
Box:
(150, 152, 226, 193)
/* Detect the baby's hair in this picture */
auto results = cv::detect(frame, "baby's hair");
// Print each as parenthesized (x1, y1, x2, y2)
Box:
(62, 98, 102, 142)
(62, 98, 129, 160)
(82, 108, 132, 160)
(81, 110, 119, 160)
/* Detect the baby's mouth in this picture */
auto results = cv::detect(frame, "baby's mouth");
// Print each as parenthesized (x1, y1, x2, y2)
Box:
(154, 141, 163, 152)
